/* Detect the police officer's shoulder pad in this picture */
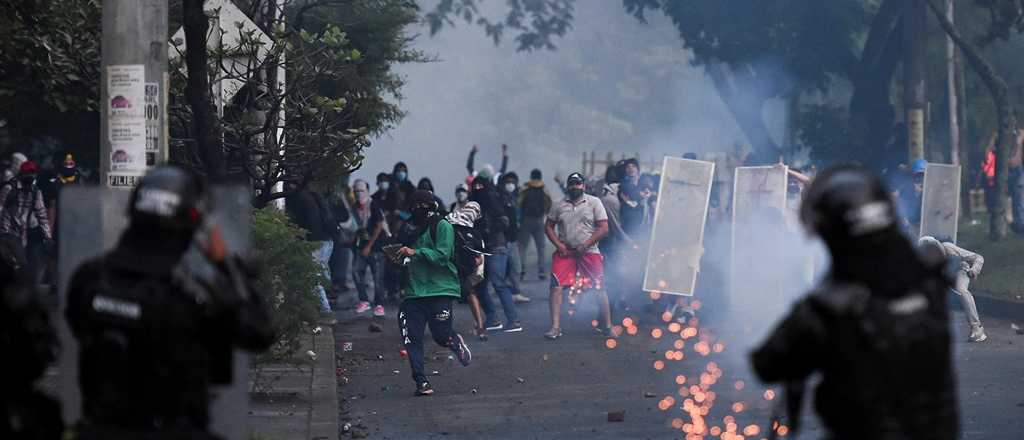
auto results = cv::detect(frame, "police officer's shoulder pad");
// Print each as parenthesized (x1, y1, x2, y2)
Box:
(808, 282, 871, 315)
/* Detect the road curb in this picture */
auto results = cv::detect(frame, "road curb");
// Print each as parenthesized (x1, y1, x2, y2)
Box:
(310, 325, 339, 440)
(971, 293, 1024, 322)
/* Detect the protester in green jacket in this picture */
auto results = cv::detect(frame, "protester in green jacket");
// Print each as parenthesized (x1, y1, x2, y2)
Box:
(395, 190, 472, 396)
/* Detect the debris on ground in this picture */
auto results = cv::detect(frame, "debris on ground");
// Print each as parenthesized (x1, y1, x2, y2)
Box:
(471, 388, 478, 394)
(1012, 323, 1023, 335)
(392, 370, 400, 375)
(516, 377, 526, 384)
(431, 370, 440, 376)
(342, 342, 353, 352)
(368, 322, 383, 333)
(607, 410, 625, 422)
(643, 391, 656, 398)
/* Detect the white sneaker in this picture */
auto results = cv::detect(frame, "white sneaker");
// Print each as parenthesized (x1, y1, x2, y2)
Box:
(355, 301, 371, 314)
(968, 327, 988, 343)
(373, 305, 386, 317)
(512, 293, 532, 303)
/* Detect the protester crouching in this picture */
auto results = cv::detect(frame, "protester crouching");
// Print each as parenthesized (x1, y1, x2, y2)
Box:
(919, 236, 987, 342)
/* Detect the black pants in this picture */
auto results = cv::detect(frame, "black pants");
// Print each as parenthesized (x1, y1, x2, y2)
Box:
(399, 296, 456, 384)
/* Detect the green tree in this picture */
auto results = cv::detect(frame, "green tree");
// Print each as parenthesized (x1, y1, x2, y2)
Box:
(0, 0, 101, 170)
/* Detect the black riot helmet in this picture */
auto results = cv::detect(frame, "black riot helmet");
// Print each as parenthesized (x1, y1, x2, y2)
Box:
(127, 165, 208, 234)
(799, 166, 896, 243)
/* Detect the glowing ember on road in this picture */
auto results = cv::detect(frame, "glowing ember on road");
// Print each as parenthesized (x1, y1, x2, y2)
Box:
(731, 402, 745, 413)
(651, 328, 663, 338)
(675, 375, 686, 385)
(668, 322, 682, 333)
(674, 339, 685, 349)
(622, 317, 634, 327)
(764, 389, 776, 400)
(734, 380, 745, 390)
(605, 338, 617, 349)
(653, 360, 665, 370)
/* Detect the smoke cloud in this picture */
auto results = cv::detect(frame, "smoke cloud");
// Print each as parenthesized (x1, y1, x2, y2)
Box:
(354, 2, 788, 202)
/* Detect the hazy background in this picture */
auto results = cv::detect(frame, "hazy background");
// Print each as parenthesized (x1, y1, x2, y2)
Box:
(352, 1, 788, 200)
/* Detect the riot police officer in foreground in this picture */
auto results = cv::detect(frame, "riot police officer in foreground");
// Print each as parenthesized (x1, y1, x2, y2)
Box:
(750, 166, 958, 439)
(1, 234, 62, 439)
(66, 166, 275, 439)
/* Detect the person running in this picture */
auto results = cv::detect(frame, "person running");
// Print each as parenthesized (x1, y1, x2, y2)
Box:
(518, 168, 552, 281)
(918, 236, 987, 342)
(544, 172, 614, 340)
(395, 191, 472, 396)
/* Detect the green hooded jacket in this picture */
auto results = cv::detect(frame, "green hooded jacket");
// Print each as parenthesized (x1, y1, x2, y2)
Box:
(404, 219, 461, 299)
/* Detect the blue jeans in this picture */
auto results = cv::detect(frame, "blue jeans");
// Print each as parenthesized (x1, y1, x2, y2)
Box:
(478, 247, 518, 324)
(312, 241, 333, 312)
(352, 251, 384, 305)
(506, 241, 522, 293)
(1010, 167, 1024, 231)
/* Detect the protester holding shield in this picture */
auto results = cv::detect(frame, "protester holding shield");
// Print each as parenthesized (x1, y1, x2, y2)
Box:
(544, 172, 614, 340)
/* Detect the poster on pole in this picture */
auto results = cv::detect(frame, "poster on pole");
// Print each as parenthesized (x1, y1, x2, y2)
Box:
(730, 165, 789, 302)
(144, 82, 161, 167)
(920, 163, 961, 242)
(642, 157, 715, 296)
(107, 65, 146, 187)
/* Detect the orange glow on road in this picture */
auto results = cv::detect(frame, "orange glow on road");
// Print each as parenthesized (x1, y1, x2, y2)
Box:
(650, 291, 662, 300)
(622, 317, 634, 327)
(626, 325, 638, 335)
(661, 311, 673, 322)
(605, 338, 617, 349)
(668, 322, 682, 333)
(734, 380, 745, 390)
(731, 402, 745, 413)
(764, 389, 776, 400)
(651, 328, 663, 338)
(653, 360, 665, 370)
(675, 375, 686, 385)
(743, 425, 760, 436)
(674, 339, 685, 349)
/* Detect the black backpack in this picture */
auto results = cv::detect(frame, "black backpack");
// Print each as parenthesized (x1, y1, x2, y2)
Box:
(521, 186, 546, 218)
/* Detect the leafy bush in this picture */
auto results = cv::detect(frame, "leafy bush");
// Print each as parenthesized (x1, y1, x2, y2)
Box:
(250, 206, 324, 363)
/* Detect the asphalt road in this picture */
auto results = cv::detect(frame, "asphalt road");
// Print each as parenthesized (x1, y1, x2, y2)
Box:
(332, 276, 1024, 440)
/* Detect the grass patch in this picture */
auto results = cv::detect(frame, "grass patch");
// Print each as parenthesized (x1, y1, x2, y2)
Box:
(956, 213, 1024, 303)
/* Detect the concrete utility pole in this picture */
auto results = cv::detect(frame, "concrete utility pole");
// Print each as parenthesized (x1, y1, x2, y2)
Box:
(100, 0, 168, 188)
(947, 0, 960, 165)
(904, 0, 928, 161)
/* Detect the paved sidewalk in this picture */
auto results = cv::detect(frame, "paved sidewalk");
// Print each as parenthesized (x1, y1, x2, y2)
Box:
(249, 323, 339, 440)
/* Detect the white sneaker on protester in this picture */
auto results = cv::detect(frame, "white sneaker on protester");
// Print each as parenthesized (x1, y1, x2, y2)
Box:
(512, 293, 532, 303)
(355, 301, 371, 314)
(968, 326, 988, 343)
(373, 305, 386, 317)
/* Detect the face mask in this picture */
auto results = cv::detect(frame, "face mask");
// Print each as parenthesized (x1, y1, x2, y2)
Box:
(355, 190, 369, 203)
(412, 206, 433, 225)
(504, 183, 517, 193)
(568, 188, 584, 200)
(456, 192, 468, 202)
(396, 171, 407, 182)
(380, 181, 390, 191)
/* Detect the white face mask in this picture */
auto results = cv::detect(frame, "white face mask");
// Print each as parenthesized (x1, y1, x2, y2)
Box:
(380, 181, 390, 191)
(456, 192, 468, 202)
(504, 183, 517, 193)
